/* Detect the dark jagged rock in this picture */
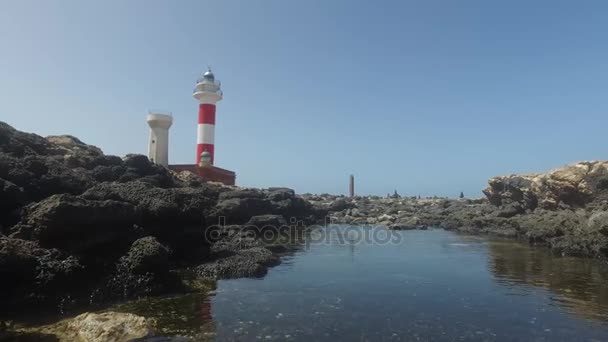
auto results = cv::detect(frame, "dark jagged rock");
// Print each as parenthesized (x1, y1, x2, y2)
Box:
(589, 211, 608, 236)
(266, 187, 295, 201)
(102, 237, 180, 300)
(214, 197, 274, 224)
(81, 181, 218, 260)
(1, 152, 95, 203)
(212, 187, 319, 226)
(118, 236, 171, 275)
(246, 214, 288, 230)
(207, 225, 265, 255)
(82, 181, 218, 226)
(515, 209, 583, 244)
(45, 135, 104, 168)
(0, 237, 84, 311)
(390, 216, 426, 230)
(270, 195, 316, 223)
(120, 154, 176, 188)
(0, 121, 49, 157)
(218, 188, 265, 201)
(11, 194, 141, 253)
(495, 202, 525, 218)
(327, 198, 355, 212)
(195, 247, 279, 280)
(0, 178, 25, 231)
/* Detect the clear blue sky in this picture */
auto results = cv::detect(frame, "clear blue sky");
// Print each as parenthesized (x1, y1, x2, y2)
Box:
(1, 0, 606, 197)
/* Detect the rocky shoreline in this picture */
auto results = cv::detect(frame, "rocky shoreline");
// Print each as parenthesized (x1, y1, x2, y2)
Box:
(2, 121, 608, 340)
(306, 160, 608, 259)
(0, 121, 327, 317)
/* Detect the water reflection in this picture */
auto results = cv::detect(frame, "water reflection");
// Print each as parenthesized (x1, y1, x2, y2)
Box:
(487, 238, 608, 321)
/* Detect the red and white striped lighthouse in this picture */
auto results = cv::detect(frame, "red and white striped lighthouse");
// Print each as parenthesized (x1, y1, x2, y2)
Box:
(193, 69, 223, 165)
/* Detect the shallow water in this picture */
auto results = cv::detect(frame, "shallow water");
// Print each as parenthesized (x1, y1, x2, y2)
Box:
(132, 226, 608, 341)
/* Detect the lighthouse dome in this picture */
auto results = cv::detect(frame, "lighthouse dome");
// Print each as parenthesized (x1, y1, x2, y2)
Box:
(202, 70, 215, 81)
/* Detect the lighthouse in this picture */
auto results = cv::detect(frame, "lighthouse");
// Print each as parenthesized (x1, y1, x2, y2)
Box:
(163, 68, 235, 186)
(193, 68, 223, 165)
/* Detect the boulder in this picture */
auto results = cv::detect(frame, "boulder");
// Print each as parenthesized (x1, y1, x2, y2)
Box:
(495, 202, 525, 218)
(219, 188, 265, 201)
(377, 214, 395, 222)
(214, 198, 274, 224)
(483, 161, 608, 210)
(104, 237, 179, 300)
(117, 237, 171, 275)
(0, 121, 49, 157)
(46, 135, 104, 169)
(120, 154, 175, 188)
(195, 247, 279, 279)
(515, 209, 583, 243)
(0, 237, 84, 310)
(0, 178, 25, 230)
(81, 181, 218, 260)
(172, 170, 203, 187)
(0, 237, 41, 295)
(2, 153, 95, 202)
(265, 187, 295, 201)
(270, 195, 315, 223)
(588, 211, 608, 236)
(207, 225, 265, 255)
(14, 194, 140, 252)
(327, 198, 354, 212)
(64, 312, 153, 342)
(82, 181, 217, 226)
(246, 215, 288, 230)
(390, 216, 425, 230)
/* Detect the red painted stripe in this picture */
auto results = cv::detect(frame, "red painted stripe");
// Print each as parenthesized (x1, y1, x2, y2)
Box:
(196, 143, 215, 165)
(198, 104, 216, 124)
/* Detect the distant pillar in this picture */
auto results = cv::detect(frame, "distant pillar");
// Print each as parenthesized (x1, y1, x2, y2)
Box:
(349, 174, 355, 197)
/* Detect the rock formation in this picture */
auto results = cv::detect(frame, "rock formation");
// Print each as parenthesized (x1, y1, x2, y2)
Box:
(483, 161, 608, 210)
(308, 161, 608, 260)
(0, 121, 324, 316)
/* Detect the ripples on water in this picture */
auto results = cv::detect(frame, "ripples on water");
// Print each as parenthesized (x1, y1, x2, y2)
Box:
(121, 226, 608, 341)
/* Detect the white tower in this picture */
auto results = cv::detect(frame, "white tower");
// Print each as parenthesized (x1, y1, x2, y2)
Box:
(146, 112, 173, 167)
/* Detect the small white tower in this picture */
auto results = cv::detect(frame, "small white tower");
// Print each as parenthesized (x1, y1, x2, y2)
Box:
(146, 111, 173, 167)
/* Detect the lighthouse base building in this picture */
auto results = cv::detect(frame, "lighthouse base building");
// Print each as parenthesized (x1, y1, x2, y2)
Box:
(148, 68, 237, 186)
(169, 163, 236, 185)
